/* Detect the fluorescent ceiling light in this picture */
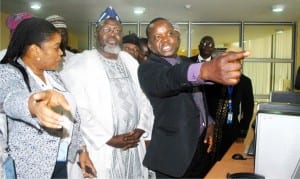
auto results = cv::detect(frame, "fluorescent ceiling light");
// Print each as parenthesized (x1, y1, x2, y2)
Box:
(134, 7, 145, 15)
(276, 29, 284, 34)
(272, 5, 284, 12)
(30, 2, 41, 10)
(185, 4, 191, 9)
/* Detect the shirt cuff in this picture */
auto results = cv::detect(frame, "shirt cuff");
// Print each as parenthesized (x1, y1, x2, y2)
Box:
(187, 63, 213, 85)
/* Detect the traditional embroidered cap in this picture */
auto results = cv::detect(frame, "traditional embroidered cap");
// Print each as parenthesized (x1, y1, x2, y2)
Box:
(45, 15, 67, 29)
(97, 6, 121, 23)
(6, 12, 33, 33)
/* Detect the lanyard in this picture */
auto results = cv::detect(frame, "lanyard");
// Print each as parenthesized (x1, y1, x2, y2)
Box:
(226, 86, 234, 124)
(227, 86, 234, 112)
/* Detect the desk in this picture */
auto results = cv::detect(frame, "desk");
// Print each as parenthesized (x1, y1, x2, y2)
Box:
(205, 143, 254, 179)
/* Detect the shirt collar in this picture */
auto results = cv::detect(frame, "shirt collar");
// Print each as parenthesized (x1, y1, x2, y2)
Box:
(163, 56, 181, 66)
(198, 54, 212, 62)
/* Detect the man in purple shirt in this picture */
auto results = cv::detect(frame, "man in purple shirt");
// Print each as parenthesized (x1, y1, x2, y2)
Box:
(138, 17, 250, 178)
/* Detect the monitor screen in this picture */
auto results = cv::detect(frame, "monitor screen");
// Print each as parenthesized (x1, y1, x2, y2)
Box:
(254, 103, 300, 178)
(270, 91, 300, 104)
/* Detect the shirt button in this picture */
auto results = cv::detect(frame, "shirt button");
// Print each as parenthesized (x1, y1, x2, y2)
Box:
(38, 129, 43, 135)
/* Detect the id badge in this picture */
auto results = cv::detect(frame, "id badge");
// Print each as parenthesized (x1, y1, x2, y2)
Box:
(227, 112, 233, 124)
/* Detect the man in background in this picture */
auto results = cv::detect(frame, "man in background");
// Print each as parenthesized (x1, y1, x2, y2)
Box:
(204, 46, 254, 164)
(190, 35, 215, 63)
(46, 14, 80, 71)
(138, 37, 150, 63)
(122, 33, 140, 60)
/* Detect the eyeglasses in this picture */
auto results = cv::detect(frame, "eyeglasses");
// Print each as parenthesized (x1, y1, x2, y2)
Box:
(200, 41, 214, 48)
(100, 27, 122, 34)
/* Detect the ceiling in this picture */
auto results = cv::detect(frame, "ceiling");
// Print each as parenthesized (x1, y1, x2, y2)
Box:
(2, 0, 300, 34)
(2, 0, 300, 49)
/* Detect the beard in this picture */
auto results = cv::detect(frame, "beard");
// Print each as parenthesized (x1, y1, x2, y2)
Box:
(103, 44, 121, 55)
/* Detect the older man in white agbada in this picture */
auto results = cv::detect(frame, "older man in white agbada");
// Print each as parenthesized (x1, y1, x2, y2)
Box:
(60, 6, 154, 179)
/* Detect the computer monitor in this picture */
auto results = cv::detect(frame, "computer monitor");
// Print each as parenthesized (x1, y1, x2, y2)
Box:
(254, 102, 300, 178)
(270, 91, 300, 104)
(292, 158, 300, 179)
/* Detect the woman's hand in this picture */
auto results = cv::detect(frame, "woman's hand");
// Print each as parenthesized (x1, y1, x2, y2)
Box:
(28, 90, 70, 129)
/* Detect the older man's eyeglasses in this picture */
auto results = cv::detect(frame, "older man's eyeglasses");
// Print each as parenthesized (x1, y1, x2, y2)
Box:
(101, 27, 122, 34)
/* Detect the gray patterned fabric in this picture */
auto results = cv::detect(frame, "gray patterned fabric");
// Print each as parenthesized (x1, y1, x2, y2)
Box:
(0, 60, 84, 179)
(101, 56, 142, 178)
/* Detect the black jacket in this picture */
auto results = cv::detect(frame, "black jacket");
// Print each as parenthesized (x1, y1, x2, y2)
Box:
(138, 54, 203, 177)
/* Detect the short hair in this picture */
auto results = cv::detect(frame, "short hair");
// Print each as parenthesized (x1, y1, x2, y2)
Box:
(122, 33, 140, 47)
(139, 37, 148, 47)
(146, 17, 168, 38)
(199, 36, 215, 46)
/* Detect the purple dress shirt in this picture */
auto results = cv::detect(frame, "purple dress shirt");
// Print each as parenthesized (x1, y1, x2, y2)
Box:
(163, 57, 214, 136)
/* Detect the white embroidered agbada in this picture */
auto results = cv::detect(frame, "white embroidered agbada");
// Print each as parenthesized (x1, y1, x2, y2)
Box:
(60, 50, 154, 179)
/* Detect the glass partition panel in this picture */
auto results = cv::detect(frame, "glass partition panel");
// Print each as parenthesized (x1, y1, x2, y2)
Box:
(243, 62, 271, 96)
(244, 24, 293, 59)
(122, 23, 138, 36)
(274, 29, 292, 59)
(190, 24, 240, 57)
(176, 23, 188, 56)
(139, 23, 148, 38)
(273, 63, 292, 91)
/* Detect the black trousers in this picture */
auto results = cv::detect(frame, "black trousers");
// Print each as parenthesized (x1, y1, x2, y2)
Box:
(156, 133, 213, 178)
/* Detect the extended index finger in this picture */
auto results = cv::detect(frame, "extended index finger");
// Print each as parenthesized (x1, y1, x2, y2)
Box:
(222, 51, 250, 63)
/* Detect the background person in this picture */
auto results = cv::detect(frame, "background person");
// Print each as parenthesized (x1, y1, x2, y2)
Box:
(0, 17, 95, 178)
(138, 37, 150, 63)
(205, 73, 254, 163)
(0, 12, 33, 63)
(122, 33, 140, 60)
(295, 66, 300, 89)
(190, 36, 254, 169)
(46, 14, 80, 71)
(138, 17, 250, 178)
(190, 35, 215, 63)
(60, 6, 154, 179)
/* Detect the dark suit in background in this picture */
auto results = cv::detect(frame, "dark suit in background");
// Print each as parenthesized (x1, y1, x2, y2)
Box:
(205, 74, 254, 162)
(295, 66, 300, 89)
(189, 54, 199, 63)
(190, 35, 216, 63)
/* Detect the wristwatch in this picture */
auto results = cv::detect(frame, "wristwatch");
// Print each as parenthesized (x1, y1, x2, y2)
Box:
(77, 146, 88, 155)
